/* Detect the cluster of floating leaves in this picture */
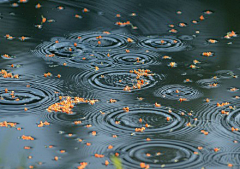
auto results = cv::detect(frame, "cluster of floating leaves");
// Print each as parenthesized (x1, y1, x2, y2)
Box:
(47, 96, 98, 114)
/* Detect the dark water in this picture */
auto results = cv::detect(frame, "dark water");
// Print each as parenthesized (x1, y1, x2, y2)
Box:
(0, 0, 240, 168)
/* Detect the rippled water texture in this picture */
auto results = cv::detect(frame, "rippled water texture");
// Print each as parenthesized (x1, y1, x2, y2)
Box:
(1, 0, 240, 169)
(115, 139, 207, 169)
(87, 105, 198, 136)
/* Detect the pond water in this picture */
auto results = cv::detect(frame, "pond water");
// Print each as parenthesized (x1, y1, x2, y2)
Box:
(0, 0, 240, 169)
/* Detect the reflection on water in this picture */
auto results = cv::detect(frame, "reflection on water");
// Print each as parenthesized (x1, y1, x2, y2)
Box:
(0, 0, 240, 168)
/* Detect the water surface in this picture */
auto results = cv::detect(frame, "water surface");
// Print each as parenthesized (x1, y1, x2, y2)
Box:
(0, 0, 240, 169)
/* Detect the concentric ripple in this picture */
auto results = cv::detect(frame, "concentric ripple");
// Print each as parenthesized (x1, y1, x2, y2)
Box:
(89, 59, 114, 68)
(196, 78, 220, 89)
(68, 52, 114, 68)
(178, 35, 194, 41)
(112, 51, 161, 66)
(221, 108, 240, 136)
(68, 53, 104, 63)
(72, 69, 163, 93)
(212, 152, 240, 167)
(138, 35, 189, 52)
(116, 139, 204, 169)
(34, 37, 85, 58)
(68, 32, 137, 51)
(0, 81, 60, 113)
(32, 37, 94, 67)
(193, 99, 240, 141)
(42, 111, 86, 126)
(34, 37, 115, 68)
(154, 84, 202, 100)
(88, 105, 198, 136)
(91, 107, 183, 134)
(215, 70, 235, 79)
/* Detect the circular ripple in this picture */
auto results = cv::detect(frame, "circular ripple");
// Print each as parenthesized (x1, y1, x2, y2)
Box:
(34, 37, 115, 68)
(47, 41, 84, 58)
(68, 52, 114, 68)
(112, 51, 161, 66)
(72, 69, 163, 93)
(0, 82, 60, 113)
(178, 35, 194, 41)
(69, 53, 104, 63)
(89, 59, 114, 68)
(215, 70, 235, 79)
(42, 111, 86, 126)
(34, 37, 85, 58)
(138, 36, 189, 52)
(196, 79, 220, 89)
(0, 70, 32, 82)
(91, 107, 183, 134)
(117, 139, 204, 169)
(33, 37, 91, 68)
(212, 152, 240, 167)
(193, 100, 240, 140)
(68, 32, 137, 51)
(88, 105, 198, 136)
(221, 108, 240, 136)
(154, 84, 202, 100)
